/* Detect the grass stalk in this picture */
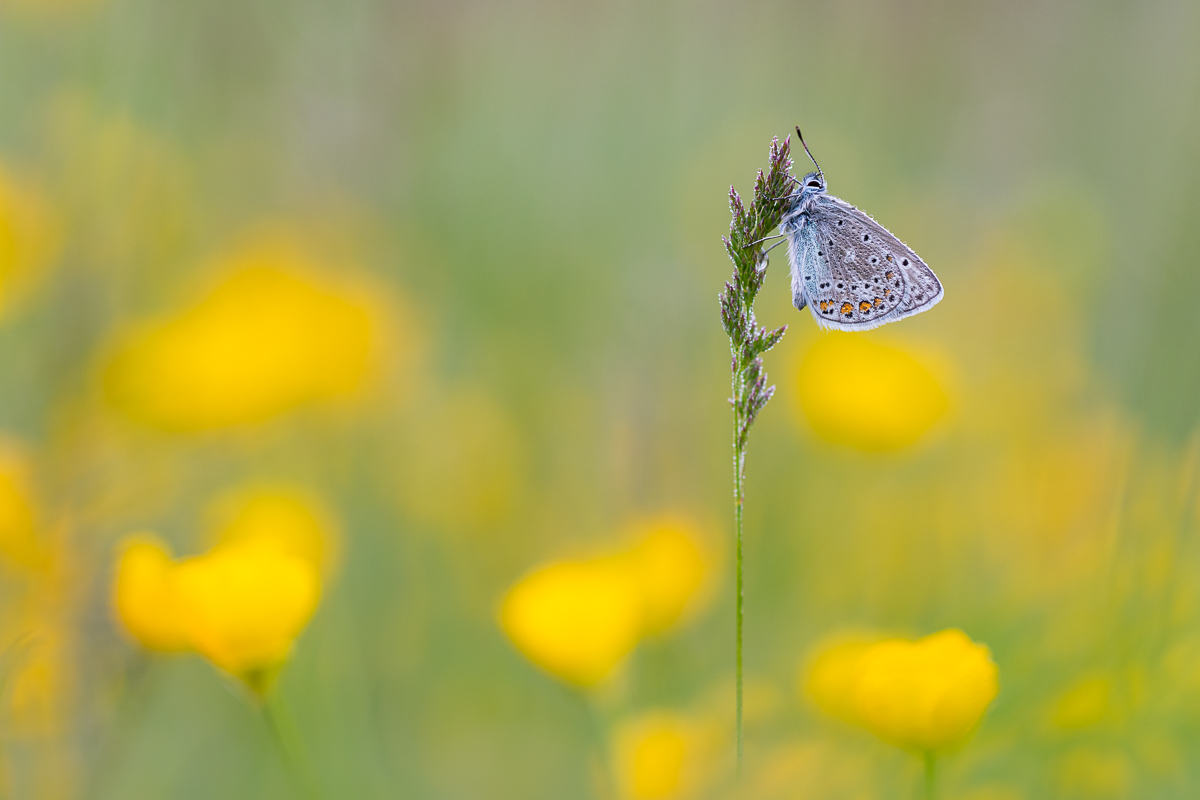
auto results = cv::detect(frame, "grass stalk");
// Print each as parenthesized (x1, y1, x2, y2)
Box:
(718, 134, 795, 776)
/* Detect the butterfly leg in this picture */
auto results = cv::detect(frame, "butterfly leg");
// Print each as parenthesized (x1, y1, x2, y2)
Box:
(742, 233, 786, 249)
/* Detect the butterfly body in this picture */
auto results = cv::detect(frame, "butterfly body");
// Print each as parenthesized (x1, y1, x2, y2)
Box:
(782, 169, 942, 331)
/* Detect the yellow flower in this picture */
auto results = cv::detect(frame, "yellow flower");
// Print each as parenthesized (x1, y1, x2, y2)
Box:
(0, 446, 46, 568)
(104, 239, 376, 431)
(173, 539, 320, 682)
(805, 629, 998, 752)
(614, 713, 705, 800)
(500, 520, 710, 686)
(804, 638, 875, 726)
(113, 523, 322, 692)
(615, 519, 709, 635)
(0, 166, 59, 316)
(795, 334, 947, 451)
(113, 537, 191, 652)
(208, 487, 336, 575)
(500, 559, 643, 687)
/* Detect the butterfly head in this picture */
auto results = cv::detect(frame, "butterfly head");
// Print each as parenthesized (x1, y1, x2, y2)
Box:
(799, 170, 825, 194)
(784, 128, 827, 219)
(782, 170, 826, 221)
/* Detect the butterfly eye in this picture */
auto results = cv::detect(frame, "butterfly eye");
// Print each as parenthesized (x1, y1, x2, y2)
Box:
(806, 181, 821, 188)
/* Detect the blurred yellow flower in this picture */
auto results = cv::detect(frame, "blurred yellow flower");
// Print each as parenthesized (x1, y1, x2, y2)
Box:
(0, 166, 59, 316)
(500, 520, 710, 686)
(804, 638, 875, 726)
(805, 629, 998, 752)
(113, 537, 191, 652)
(795, 334, 947, 451)
(104, 240, 377, 431)
(113, 520, 323, 691)
(614, 713, 705, 800)
(173, 539, 320, 681)
(500, 559, 643, 686)
(208, 487, 336, 575)
(0, 446, 46, 568)
(615, 519, 709, 635)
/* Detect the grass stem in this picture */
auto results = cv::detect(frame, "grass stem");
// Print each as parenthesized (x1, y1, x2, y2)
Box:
(733, 388, 745, 778)
(719, 134, 794, 778)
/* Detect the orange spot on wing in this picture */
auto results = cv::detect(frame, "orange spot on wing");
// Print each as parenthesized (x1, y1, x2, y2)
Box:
(859, 301, 872, 313)
(840, 302, 853, 316)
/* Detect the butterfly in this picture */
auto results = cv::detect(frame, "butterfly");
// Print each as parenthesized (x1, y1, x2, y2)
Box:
(778, 128, 942, 330)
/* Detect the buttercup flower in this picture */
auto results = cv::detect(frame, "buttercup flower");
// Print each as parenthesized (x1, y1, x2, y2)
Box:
(209, 487, 336, 575)
(104, 238, 377, 431)
(0, 447, 46, 568)
(614, 519, 709, 635)
(113, 505, 325, 692)
(500, 520, 710, 686)
(614, 713, 703, 800)
(796, 334, 947, 451)
(113, 537, 191, 652)
(173, 539, 320, 683)
(500, 559, 643, 686)
(806, 629, 998, 752)
(805, 638, 875, 727)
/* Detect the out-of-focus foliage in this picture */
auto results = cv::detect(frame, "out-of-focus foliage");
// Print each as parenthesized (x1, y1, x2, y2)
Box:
(0, 0, 1197, 797)
(391, 385, 526, 531)
(0, 166, 59, 316)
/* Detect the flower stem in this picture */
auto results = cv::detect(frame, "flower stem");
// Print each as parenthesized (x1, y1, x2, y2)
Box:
(924, 751, 937, 800)
(263, 694, 321, 800)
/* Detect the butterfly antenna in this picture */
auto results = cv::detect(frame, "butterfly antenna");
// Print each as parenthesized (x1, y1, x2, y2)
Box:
(795, 126, 823, 182)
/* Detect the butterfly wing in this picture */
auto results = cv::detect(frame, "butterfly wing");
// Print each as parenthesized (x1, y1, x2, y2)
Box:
(795, 195, 942, 331)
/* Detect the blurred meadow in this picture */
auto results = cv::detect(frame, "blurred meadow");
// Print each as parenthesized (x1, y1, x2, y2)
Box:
(0, 0, 1199, 798)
